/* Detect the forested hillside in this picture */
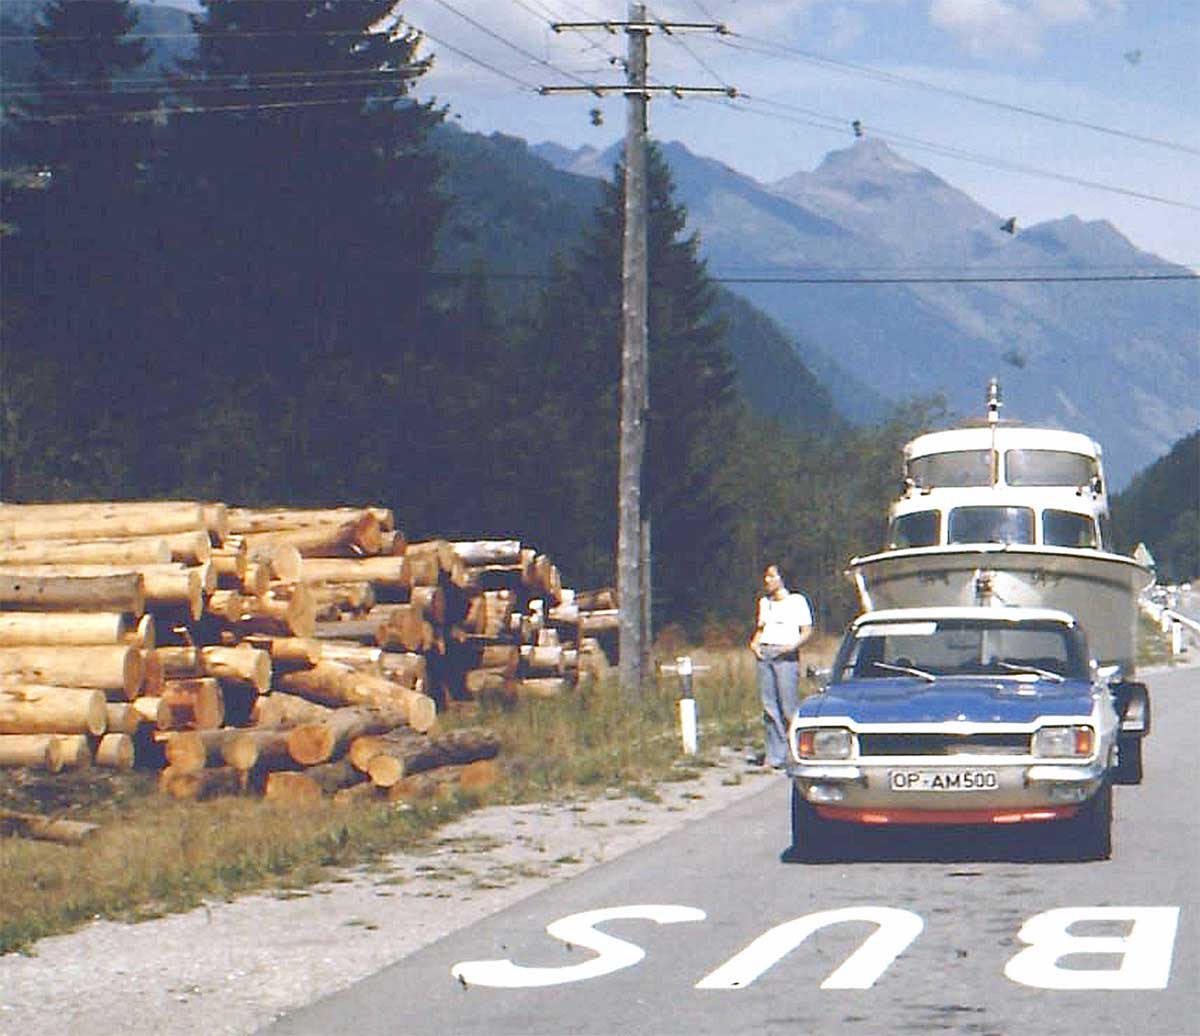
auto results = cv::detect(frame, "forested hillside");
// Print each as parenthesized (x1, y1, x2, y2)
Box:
(0, 0, 950, 634)
(1111, 432, 1200, 584)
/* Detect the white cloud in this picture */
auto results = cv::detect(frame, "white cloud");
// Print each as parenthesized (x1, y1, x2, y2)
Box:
(928, 0, 1123, 57)
(827, 6, 869, 50)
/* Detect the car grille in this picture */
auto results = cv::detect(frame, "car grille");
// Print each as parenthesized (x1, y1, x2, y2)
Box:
(858, 732, 1031, 757)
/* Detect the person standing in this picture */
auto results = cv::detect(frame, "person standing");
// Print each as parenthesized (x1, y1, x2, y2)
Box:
(749, 564, 814, 768)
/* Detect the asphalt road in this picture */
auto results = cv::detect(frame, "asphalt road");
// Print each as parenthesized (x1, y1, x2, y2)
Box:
(265, 664, 1198, 1036)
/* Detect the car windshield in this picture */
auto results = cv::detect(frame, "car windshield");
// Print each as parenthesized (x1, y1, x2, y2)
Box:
(834, 619, 1088, 682)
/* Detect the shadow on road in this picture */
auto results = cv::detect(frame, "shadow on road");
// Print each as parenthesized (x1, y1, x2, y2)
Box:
(779, 824, 1107, 866)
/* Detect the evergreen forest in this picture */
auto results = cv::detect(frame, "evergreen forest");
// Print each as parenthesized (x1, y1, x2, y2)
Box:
(0, 0, 1023, 638)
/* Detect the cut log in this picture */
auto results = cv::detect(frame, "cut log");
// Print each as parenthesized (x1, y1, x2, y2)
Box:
(580, 609, 620, 635)
(574, 588, 618, 611)
(199, 645, 272, 692)
(385, 758, 500, 802)
(160, 678, 225, 730)
(520, 643, 564, 676)
(450, 539, 523, 566)
(311, 581, 376, 618)
(374, 605, 436, 653)
(0, 808, 98, 844)
(263, 770, 322, 804)
(0, 505, 206, 542)
(0, 645, 143, 698)
(130, 697, 169, 728)
(192, 728, 259, 771)
(250, 692, 333, 728)
(239, 562, 271, 597)
(244, 636, 323, 671)
(1, 565, 206, 620)
(303, 758, 370, 795)
(0, 733, 64, 771)
(159, 766, 247, 800)
(242, 512, 383, 559)
(0, 685, 108, 735)
(226, 506, 394, 535)
(151, 646, 202, 681)
(0, 537, 171, 567)
(351, 727, 500, 777)
(378, 652, 427, 694)
(106, 701, 158, 734)
(511, 677, 570, 698)
(56, 733, 92, 769)
(0, 572, 144, 615)
(227, 726, 294, 770)
(95, 733, 134, 770)
(125, 613, 156, 651)
(207, 585, 316, 638)
(284, 704, 411, 766)
(317, 642, 383, 673)
(299, 557, 411, 599)
(211, 541, 249, 586)
(154, 730, 207, 773)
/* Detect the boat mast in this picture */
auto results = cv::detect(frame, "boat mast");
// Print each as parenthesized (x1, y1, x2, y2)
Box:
(986, 378, 1002, 487)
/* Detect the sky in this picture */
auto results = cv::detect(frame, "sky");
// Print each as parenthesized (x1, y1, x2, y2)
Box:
(392, 0, 1200, 271)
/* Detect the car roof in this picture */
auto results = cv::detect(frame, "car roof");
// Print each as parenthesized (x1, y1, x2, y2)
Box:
(851, 606, 1078, 628)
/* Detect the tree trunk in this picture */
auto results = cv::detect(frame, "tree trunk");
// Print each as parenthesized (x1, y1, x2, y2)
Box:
(226, 506, 394, 536)
(56, 733, 92, 769)
(285, 704, 410, 766)
(208, 585, 316, 638)
(199, 645, 272, 692)
(241, 512, 383, 559)
(303, 758, 369, 795)
(263, 770, 322, 804)
(0, 504, 207, 542)
(299, 557, 411, 599)
(0, 572, 145, 615)
(0, 537, 171, 567)
(95, 732, 134, 770)
(0, 733, 64, 771)
(1, 565, 206, 620)
(160, 678, 225, 730)
(0, 808, 99, 844)
(0, 685, 108, 735)
(0, 645, 143, 698)
(250, 692, 333, 727)
(159, 766, 247, 800)
(243, 636, 323, 671)
(450, 539, 523, 566)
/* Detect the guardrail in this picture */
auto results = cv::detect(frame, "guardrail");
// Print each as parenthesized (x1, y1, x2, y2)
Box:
(1140, 598, 1200, 657)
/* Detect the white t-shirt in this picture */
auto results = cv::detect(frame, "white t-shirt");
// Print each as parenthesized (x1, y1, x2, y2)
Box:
(757, 592, 813, 647)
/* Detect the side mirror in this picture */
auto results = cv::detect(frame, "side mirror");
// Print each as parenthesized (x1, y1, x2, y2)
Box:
(1092, 662, 1121, 685)
(806, 665, 831, 685)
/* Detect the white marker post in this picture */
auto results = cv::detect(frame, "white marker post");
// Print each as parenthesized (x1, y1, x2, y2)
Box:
(662, 656, 707, 755)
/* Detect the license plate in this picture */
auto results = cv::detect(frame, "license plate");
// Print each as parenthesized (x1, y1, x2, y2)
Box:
(889, 769, 999, 792)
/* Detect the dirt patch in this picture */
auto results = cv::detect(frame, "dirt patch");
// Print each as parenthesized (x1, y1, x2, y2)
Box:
(0, 748, 778, 1036)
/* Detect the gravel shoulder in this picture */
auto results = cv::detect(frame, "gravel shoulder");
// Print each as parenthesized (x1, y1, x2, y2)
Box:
(0, 749, 778, 1036)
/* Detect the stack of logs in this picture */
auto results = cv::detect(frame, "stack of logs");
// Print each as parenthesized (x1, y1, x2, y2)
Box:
(0, 500, 619, 810)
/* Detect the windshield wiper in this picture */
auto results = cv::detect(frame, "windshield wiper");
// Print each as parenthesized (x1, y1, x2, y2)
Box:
(994, 660, 1065, 683)
(870, 661, 936, 682)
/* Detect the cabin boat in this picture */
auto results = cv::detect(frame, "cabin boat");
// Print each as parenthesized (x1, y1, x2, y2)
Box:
(847, 381, 1153, 676)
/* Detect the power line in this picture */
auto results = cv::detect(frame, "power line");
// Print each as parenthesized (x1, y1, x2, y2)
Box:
(720, 94, 1200, 213)
(722, 32, 1200, 158)
(422, 269, 1198, 285)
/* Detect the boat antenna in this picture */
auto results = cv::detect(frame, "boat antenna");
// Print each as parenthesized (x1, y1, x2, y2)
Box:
(987, 378, 1002, 485)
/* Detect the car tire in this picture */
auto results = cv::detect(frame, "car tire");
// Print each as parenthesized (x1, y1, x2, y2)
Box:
(790, 784, 841, 862)
(1068, 780, 1113, 861)
(1113, 736, 1143, 785)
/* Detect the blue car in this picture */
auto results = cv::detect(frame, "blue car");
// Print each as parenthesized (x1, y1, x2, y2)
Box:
(787, 607, 1149, 862)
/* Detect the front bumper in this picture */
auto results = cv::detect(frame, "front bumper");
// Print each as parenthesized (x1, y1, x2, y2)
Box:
(788, 756, 1109, 824)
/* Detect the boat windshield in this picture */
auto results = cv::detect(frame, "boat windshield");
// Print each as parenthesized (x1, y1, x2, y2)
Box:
(1006, 449, 1098, 487)
(1043, 510, 1099, 549)
(948, 506, 1034, 545)
(888, 511, 940, 548)
(907, 450, 992, 488)
(836, 619, 1088, 681)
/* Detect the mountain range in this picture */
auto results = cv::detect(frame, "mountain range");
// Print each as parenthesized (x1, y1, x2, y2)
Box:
(4, 1, 1196, 487)
(537, 137, 1199, 488)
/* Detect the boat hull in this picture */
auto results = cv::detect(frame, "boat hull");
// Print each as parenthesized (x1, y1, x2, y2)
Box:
(848, 545, 1153, 675)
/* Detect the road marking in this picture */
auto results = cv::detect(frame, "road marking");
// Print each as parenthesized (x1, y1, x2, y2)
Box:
(450, 905, 706, 988)
(695, 906, 925, 990)
(1004, 907, 1180, 990)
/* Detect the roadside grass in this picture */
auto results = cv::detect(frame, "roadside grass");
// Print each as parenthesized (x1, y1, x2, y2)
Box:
(0, 644, 779, 956)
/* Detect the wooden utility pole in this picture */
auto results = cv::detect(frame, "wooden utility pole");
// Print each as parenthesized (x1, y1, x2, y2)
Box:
(542, 9, 734, 694)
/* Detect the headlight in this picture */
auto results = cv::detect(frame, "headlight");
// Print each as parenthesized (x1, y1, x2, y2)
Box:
(796, 727, 854, 760)
(1032, 725, 1094, 758)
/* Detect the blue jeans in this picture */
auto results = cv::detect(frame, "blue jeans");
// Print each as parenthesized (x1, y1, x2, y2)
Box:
(757, 654, 800, 767)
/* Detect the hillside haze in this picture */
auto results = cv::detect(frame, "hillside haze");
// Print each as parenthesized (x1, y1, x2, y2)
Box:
(538, 137, 1199, 488)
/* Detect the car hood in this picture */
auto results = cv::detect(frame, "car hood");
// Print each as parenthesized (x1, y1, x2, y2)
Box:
(801, 677, 1096, 725)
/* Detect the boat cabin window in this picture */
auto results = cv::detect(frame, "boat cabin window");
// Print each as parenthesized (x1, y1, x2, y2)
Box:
(947, 505, 1034, 545)
(837, 618, 1088, 681)
(1005, 449, 1098, 488)
(907, 450, 993, 488)
(888, 511, 940, 549)
(1042, 509, 1099, 549)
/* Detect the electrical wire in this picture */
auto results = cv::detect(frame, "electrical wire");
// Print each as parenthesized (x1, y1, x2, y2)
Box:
(722, 32, 1200, 158)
